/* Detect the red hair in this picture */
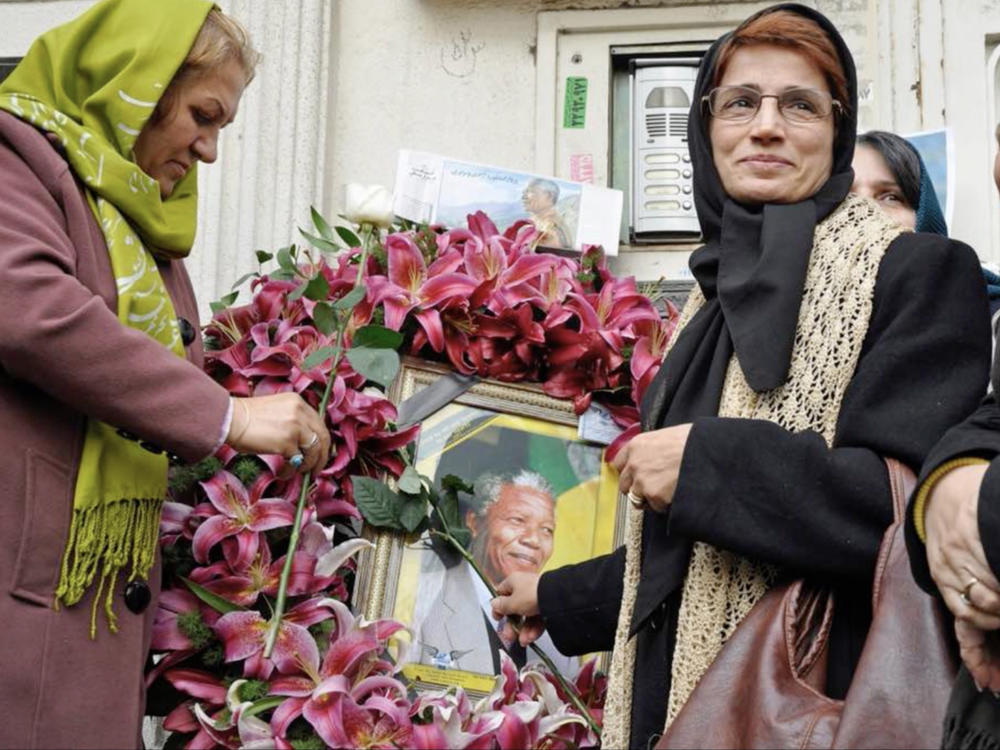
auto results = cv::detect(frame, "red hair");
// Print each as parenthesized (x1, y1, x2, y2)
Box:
(713, 10, 849, 113)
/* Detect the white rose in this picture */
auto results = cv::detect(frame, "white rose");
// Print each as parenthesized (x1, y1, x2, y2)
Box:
(344, 183, 395, 228)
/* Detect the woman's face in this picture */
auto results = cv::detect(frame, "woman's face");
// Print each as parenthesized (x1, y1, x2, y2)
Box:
(133, 59, 247, 199)
(709, 44, 836, 205)
(850, 143, 916, 230)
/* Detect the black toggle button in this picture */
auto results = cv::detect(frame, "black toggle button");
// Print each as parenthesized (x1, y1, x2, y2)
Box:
(124, 580, 151, 614)
(178, 317, 196, 346)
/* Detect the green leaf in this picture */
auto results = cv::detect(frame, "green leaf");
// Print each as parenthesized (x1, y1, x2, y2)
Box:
(451, 527, 472, 549)
(209, 290, 239, 314)
(335, 225, 362, 249)
(312, 301, 337, 336)
(311, 205, 336, 241)
(347, 347, 400, 388)
(299, 227, 341, 254)
(352, 476, 405, 530)
(255, 250, 274, 265)
(352, 325, 403, 350)
(333, 285, 366, 311)
(441, 474, 474, 495)
(287, 280, 308, 302)
(230, 271, 259, 290)
(303, 273, 330, 301)
(435, 485, 461, 533)
(397, 465, 422, 494)
(276, 245, 297, 273)
(181, 577, 244, 614)
(245, 696, 285, 718)
(302, 345, 338, 370)
(399, 495, 427, 533)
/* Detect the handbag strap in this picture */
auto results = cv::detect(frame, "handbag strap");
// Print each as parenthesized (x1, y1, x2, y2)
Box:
(872, 457, 917, 609)
(883, 456, 916, 524)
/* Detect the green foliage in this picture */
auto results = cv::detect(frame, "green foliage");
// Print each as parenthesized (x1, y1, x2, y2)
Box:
(346, 347, 400, 388)
(182, 577, 244, 614)
(177, 610, 216, 650)
(396, 465, 422, 494)
(352, 324, 404, 350)
(168, 456, 223, 494)
(309, 618, 336, 654)
(302, 345, 338, 371)
(352, 476, 404, 531)
(200, 644, 224, 668)
(255, 250, 274, 265)
(399, 491, 427, 533)
(287, 719, 327, 750)
(311, 206, 335, 241)
(298, 228, 340, 255)
(335, 224, 361, 249)
(333, 286, 365, 311)
(239, 680, 271, 703)
(209, 290, 239, 314)
(231, 455, 265, 486)
(312, 302, 336, 336)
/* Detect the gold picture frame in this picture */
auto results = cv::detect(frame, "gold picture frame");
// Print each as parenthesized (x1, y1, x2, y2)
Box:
(353, 357, 627, 696)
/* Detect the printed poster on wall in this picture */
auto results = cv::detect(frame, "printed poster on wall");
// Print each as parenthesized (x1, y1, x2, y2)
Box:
(392, 149, 623, 256)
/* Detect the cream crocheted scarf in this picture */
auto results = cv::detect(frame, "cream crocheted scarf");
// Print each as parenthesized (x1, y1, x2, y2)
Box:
(601, 194, 902, 747)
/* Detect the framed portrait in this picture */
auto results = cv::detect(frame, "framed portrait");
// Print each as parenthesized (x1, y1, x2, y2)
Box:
(354, 358, 626, 696)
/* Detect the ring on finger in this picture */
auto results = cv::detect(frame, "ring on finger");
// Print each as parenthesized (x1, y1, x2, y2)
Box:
(302, 432, 319, 450)
(289, 453, 304, 469)
(627, 489, 644, 510)
(962, 575, 981, 606)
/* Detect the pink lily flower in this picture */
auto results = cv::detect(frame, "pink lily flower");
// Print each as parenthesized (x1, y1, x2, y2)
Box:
(150, 588, 221, 652)
(191, 470, 295, 571)
(268, 600, 410, 747)
(369, 233, 479, 352)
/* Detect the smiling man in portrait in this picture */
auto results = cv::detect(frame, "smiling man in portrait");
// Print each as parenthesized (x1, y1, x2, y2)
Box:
(416, 469, 578, 677)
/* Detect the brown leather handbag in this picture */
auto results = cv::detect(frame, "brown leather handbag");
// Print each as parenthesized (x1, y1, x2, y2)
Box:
(658, 458, 957, 749)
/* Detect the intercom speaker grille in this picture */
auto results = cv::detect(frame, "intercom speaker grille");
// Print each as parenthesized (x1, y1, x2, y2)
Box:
(645, 112, 667, 138)
(669, 113, 688, 141)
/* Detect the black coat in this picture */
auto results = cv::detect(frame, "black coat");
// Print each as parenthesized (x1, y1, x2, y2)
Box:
(540, 232, 990, 748)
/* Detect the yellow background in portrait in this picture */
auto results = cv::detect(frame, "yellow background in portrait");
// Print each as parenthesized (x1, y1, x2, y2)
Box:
(391, 404, 619, 631)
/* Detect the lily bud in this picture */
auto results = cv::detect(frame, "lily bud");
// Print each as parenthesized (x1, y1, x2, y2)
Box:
(344, 183, 394, 228)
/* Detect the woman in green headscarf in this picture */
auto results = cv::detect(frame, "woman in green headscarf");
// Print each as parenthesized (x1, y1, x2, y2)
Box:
(0, 1, 330, 746)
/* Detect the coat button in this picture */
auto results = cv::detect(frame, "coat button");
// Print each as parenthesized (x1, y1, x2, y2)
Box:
(178, 317, 196, 346)
(124, 580, 151, 614)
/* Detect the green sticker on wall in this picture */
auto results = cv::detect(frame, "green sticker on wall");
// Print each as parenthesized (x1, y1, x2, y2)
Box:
(563, 76, 588, 129)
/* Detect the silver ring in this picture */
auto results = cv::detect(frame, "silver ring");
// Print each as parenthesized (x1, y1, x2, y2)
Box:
(961, 590, 972, 606)
(289, 453, 304, 469)
(302, 433, 319, 450)
(627, 489, 644, 509)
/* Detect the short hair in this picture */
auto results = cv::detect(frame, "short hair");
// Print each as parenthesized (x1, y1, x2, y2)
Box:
(468, 469, 555, 521)
(526, 178, 560, 206)
(857, 130, 921, 209)
(712, 9, 849, 118)
(151, 8, 261, 123)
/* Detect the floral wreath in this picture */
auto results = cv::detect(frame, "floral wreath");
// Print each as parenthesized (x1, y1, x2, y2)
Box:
(147, 196, 677, 749)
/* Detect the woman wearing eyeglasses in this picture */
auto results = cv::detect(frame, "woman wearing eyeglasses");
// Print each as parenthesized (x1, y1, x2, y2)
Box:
(491, 4, 990, 747)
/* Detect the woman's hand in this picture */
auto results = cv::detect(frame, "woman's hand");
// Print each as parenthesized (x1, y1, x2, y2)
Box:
(956, 619, 1000, 692)
(611, 424, 692, 513)
(227, 394, 331, 474)
(925, 463, 1000, 628)
(492, 572, 545, 647)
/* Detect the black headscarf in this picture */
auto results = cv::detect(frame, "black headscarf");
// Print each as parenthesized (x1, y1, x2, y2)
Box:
(641, 3, 859, 431)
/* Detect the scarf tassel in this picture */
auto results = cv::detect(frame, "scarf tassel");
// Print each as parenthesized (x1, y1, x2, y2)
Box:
(54, 497, 163, 638)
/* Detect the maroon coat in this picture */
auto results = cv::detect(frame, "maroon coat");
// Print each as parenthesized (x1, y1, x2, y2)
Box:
(0, 111, 230, 748)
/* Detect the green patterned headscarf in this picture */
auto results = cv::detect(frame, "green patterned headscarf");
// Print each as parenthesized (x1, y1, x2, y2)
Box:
(0, 0, 214, 635)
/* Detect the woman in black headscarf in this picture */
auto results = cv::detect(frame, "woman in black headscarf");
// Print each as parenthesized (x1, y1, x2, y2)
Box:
(492, 4, 990, 748)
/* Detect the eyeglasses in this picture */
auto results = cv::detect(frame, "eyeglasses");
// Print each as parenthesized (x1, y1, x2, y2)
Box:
(703, 85, 843, 124)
